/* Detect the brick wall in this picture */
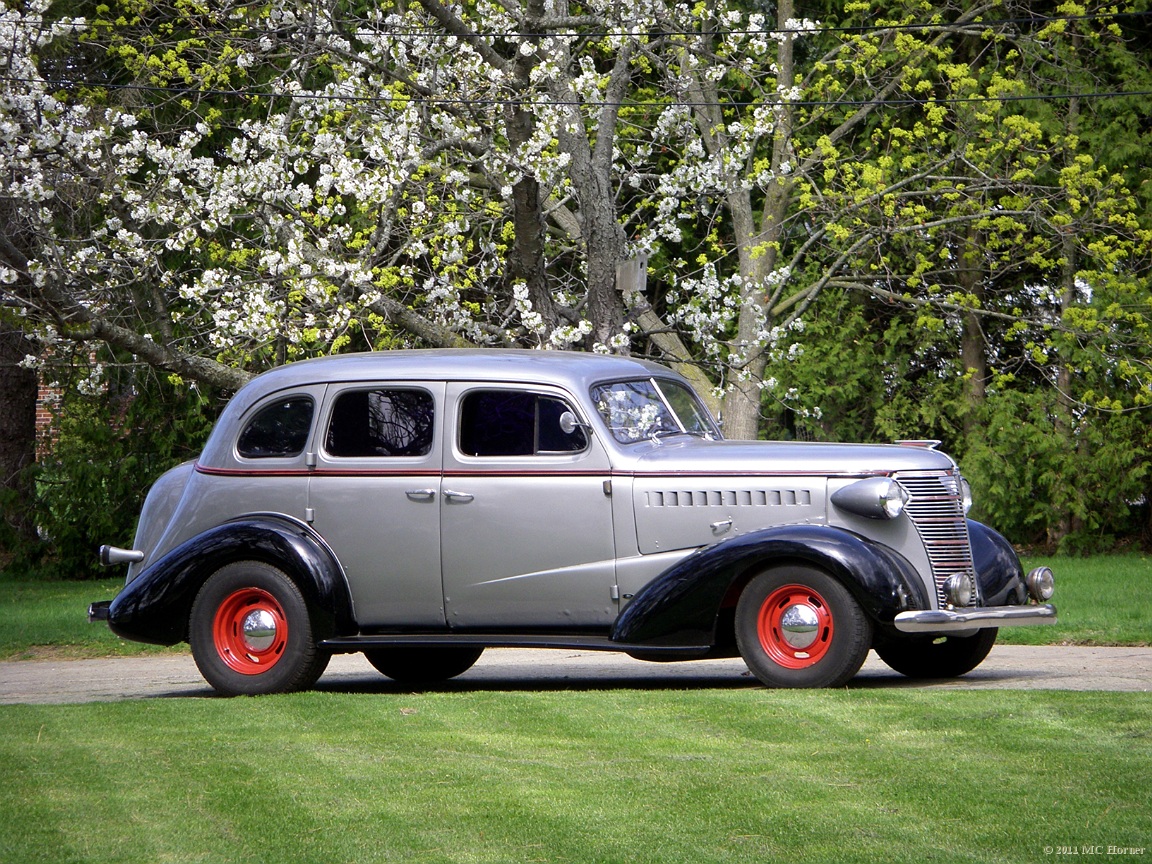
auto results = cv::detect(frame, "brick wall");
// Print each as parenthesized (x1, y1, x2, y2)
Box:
(35, 379, 61, 460)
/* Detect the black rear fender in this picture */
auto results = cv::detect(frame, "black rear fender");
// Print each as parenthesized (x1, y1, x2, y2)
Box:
(105, 515, 353, 646)
(610, 524, 929, 649)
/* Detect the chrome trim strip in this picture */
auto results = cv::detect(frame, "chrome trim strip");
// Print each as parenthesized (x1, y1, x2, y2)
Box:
(894, 604, 1057, 633)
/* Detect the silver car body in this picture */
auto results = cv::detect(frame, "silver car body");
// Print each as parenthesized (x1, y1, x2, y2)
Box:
(93, 349, 1056, 693)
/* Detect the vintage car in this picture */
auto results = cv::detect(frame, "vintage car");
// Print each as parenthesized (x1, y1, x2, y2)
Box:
(90, 349, 1056, 695)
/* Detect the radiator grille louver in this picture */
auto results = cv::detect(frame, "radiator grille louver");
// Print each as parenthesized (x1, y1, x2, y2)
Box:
(895, 470, 977, 607)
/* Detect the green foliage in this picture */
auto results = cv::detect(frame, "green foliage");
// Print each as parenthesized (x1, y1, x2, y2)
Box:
(8, 0, 1152, 551)
(759, 288, 966, 448)
(962, 390, 1151, 554)
(29, 368, 215, 581)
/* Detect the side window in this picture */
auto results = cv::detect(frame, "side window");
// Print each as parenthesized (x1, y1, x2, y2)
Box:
(237, 397, 314, 458)
(459, 390, 587, 457)
(325, 388, 434, 458)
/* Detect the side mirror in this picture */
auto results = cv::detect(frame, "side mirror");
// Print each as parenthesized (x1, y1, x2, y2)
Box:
(559, 411, 591, 437)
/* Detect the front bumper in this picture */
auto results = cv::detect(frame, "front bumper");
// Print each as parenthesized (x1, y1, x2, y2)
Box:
(88, 600, 111, 623)
(894, 603, 1057, 633)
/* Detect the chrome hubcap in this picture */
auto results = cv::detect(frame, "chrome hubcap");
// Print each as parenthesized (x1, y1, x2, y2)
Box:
(241, 609, 278, 652)
(779, 603, 820, 650)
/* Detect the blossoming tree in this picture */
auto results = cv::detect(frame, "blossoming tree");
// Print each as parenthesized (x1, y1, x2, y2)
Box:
(2, 0, 1148, 445)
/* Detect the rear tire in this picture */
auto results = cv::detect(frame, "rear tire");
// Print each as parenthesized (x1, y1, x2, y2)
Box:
(364, 646, 484, 683)
(190, 561, 329, 696)
(735, 566, 872, 688)
(875, 628, 998, 678)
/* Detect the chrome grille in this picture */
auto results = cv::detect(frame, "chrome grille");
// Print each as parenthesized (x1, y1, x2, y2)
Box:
(895, 470, 977, 607)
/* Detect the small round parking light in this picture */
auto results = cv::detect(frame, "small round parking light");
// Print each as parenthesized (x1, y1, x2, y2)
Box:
(945, 572, 975, 607)
(1026, 566, 1055, 602)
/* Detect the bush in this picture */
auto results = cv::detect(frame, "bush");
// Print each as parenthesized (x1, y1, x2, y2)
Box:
(961, 390, 1150, 553)
(27, 370, 217, 580)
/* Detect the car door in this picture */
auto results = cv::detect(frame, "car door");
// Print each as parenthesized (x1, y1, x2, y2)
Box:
(307, 381, 446, 627)
(440, 383, 618, 629)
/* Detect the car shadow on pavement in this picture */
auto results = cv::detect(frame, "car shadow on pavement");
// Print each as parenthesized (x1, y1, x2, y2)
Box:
(311, 674, 763, 695)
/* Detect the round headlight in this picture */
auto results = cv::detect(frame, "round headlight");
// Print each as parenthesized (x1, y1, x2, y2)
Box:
(831, 477, 911, 520)
(881, 480, 910, 519)
(1026, 566, 1055, 602)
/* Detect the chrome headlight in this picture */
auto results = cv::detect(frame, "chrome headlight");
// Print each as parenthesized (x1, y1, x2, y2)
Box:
(831, 477, 911, 520)
(1026, 566, 1055, 601)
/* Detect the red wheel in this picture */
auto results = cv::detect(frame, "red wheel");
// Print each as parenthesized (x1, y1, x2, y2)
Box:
(754, 583, 835, 670)
(736, 566, 871, 688)
(211, 587, 289, 675)
(190, 562, 329, 696)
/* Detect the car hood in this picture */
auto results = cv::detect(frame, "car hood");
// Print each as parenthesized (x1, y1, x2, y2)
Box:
(626, 437, 957, 476)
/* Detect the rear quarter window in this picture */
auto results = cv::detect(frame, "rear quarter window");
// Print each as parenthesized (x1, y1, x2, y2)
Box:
(236, 397, 314, 458)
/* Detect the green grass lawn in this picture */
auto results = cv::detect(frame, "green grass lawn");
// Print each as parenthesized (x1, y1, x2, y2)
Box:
(2, 688, 1149, 863)
(1, 557, 1150, 862)
(0, 577, 182, 661)
(1003, 554, 1151, 646)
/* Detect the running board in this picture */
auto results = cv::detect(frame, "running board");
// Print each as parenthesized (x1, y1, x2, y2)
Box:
(320, 632, 712, 657)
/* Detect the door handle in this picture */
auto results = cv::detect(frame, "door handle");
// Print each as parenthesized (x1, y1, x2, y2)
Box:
(405, 489, 437, 501)
(443, 490, 474, 503)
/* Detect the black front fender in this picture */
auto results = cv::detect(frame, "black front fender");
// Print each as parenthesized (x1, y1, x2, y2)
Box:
(610, 524, 929, 649)
(968, 519, 1028, 606)
(105, 515, 353, 646)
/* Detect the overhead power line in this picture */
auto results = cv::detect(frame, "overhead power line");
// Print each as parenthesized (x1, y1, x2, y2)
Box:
(5, 8, 1151, 42)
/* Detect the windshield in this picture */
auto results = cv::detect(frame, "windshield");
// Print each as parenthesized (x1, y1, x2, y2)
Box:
(592, 378, 720, 444)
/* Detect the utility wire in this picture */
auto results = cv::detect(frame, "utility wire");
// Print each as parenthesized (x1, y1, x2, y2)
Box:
(6, 8, 1151, 41)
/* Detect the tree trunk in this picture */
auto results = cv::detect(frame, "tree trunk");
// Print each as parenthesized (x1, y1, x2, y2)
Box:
(1050, 85, 1083, 548)
(0, 324, 39, 552)
(504, 0, 557, 338)
(959, 224, 987, 437)
(720, 0, 795, 440)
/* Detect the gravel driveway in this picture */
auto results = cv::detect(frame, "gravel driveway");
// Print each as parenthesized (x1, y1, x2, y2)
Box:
(2, 645, 1149, 704)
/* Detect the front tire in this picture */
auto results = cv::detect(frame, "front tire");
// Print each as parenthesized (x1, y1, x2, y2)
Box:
(364, 646, 484, 683)
(190, 561, 330, 696)
(875, 628, 998, 678)
(735, 566, 872, 688)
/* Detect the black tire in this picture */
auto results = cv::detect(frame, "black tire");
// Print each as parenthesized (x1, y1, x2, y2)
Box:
(189, 561, 330, 696)
(735, 566, 872, 688)
(363, 646, 484, 683)
(875, 628, 998, 678)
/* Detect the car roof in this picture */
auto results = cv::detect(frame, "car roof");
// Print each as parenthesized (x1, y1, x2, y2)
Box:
(240, 349, 679, 396)
(198, 350, 694, 466)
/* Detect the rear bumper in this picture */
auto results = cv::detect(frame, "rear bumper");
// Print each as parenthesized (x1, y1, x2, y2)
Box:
(894, 603, 1056, 633)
